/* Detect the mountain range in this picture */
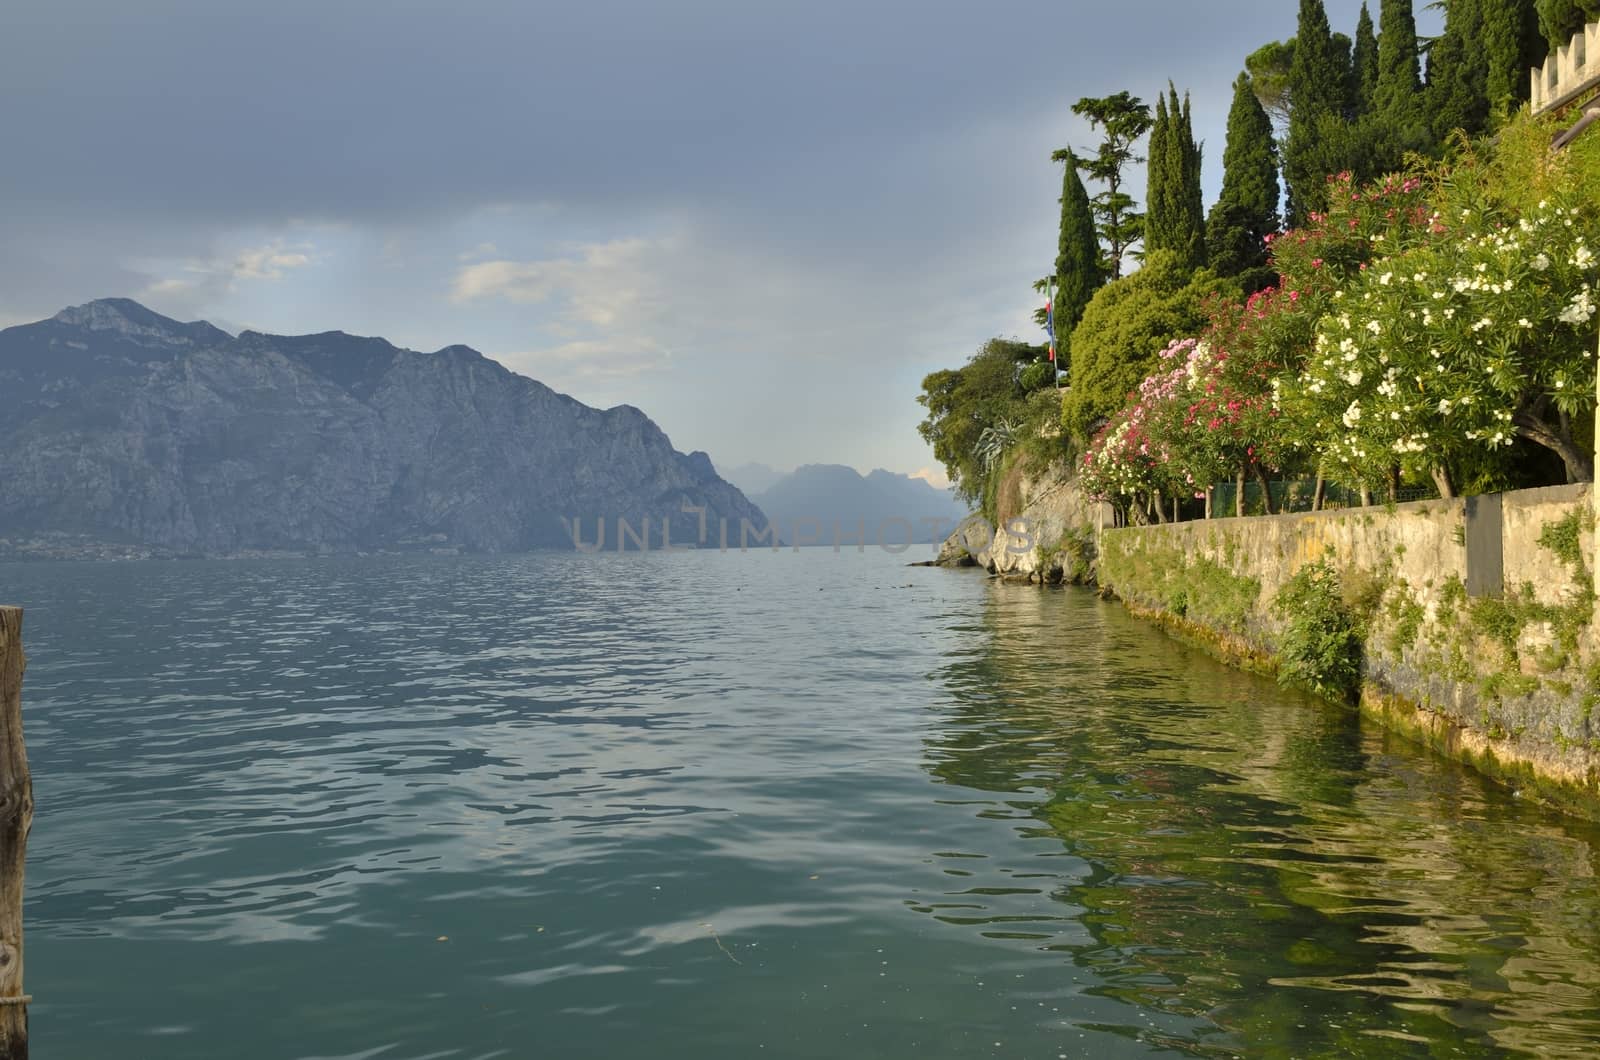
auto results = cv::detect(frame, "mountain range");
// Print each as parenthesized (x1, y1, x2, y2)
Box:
(730, 464, 969, 546)
(0, 299, 766, 558)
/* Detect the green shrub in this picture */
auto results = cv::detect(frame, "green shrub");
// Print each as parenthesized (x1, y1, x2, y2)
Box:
(1274, 561, 1363, 701)
(1019, 361, 1057, 394)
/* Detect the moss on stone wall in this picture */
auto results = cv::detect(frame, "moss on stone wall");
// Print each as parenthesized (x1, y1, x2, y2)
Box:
(1100, 532, 1260, 635)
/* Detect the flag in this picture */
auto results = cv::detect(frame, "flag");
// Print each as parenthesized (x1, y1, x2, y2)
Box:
(1044, 286, 1056, 363)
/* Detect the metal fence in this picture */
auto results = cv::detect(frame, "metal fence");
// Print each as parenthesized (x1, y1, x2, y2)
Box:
(1209, 479, 1435, 517)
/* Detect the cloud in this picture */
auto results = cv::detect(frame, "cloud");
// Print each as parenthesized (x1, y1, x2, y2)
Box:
(451, 238, 660, 331)
(130, 237, 320, 317)
(909, 466, 951, 489)
(231, 243, 314, 281)
(497, 339, 673, 387)
(457, 242, 499, 262)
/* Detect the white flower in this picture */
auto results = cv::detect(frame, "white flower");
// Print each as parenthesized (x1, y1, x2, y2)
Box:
(1518, 318, 1532, 328)
(1344, 369, 1363, 386)
(1342, 400, 1363, 428)
(1573, 245, 1595, 268)
(1532, 253, 1551, 272)
(1559, 290, 1596, 324)
(1379, 272, 1393, 286)
(1366, 320, 1382, 335)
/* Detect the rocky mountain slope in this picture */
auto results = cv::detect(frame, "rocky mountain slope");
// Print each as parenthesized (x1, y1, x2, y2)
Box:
(0, 299, 766, 557)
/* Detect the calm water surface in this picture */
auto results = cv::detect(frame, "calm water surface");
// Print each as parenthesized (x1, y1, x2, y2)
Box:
(4, 548, 1600, 1058)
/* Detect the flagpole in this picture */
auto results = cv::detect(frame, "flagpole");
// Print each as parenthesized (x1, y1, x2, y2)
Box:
(1050, 277, 1060, 390)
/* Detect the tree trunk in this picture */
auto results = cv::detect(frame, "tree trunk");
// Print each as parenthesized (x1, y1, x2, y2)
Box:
(1151, 490, 1165, 524)
(1172, 495, 1179, 524)
(1430, 463, 1457, 500)
(1251, 464, 1277, 515)
(1359, 487, 1373, 507)
(1313, 471, 1327, 512)
(1513, 404, 1594, 483)
(1386, 465, 1401, 504)
(0, 608, 31, 1060)
(1235, 466, 1246, 518)
(1204, 486, 1213, 520)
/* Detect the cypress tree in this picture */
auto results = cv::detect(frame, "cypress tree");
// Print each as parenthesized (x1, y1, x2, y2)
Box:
(1285, 0, 1349, 223)
(1368, 0, 1432, 171)
(1209, 72, 1281, 285)
(1146, 86, 1206, 271)
(1483, 0, 1545, 111)
(1428, 0, 1490, 140)
(1372, 0, 1422, 118)
(1332, 31, 1355, 111)
(1351, 4, 1381, 115)
(1176, 91, 1207, 270)
(1050, 151, 1104, 339)
(1535, 0, 1598, 53)
(1145, 94, 1174, 258)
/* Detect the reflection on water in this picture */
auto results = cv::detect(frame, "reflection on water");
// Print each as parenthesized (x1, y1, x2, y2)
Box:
(3, 551, 1598, 1058)
(923, 585, 1600, 1056)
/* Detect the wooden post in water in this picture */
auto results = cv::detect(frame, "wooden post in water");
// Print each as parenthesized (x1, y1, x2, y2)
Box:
(0, 608, 31, 1059)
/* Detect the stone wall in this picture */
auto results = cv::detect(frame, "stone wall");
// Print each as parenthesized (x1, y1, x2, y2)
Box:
(1099, 484, 1600, 817)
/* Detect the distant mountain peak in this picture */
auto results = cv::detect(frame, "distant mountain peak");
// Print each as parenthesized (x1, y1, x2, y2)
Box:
(52, 297, 230, 346)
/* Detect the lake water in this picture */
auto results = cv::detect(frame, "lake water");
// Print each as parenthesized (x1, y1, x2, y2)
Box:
(5, 548, 1600, 1058)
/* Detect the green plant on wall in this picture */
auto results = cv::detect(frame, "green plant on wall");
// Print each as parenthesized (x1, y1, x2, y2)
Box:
(1274, 560, 1364, 700)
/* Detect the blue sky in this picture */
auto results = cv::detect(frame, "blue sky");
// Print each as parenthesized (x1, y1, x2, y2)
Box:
(2, 0, 1439, 485)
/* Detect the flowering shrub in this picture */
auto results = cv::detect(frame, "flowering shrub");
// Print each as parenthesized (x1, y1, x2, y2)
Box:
(1278, 194, 1600, 487)
(1268, 172, 1437, 296)
(1080, 286, 1308, 507)
(1078, 338, 1198, 503)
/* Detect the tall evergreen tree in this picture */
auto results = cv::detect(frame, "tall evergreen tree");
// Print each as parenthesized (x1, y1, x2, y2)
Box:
(1071, 92, 1154, 279)
(1331, 30, 1356, 112)
(1371, 0, 1423, 128)
(1427, 0, 1490, 140)
(1285, 0, 1349, 223)
(1483, 0, 1545, 111)
(1175, 91, 1208, 270)
(1351, 4, 1381, 115)
(1208, 72, 1281, 286)
(1535, 0, 1599, 52)
(1146, 86, 1206, 271)
(1367, 0, 1434, 173)
(1145, 94, 1175, 259)
(1048, 151, 1104, 341)
(1373, 0, 1422, 116)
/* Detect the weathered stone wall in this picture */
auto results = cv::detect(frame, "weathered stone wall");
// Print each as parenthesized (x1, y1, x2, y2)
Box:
(1100, 484, 1600, 817)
